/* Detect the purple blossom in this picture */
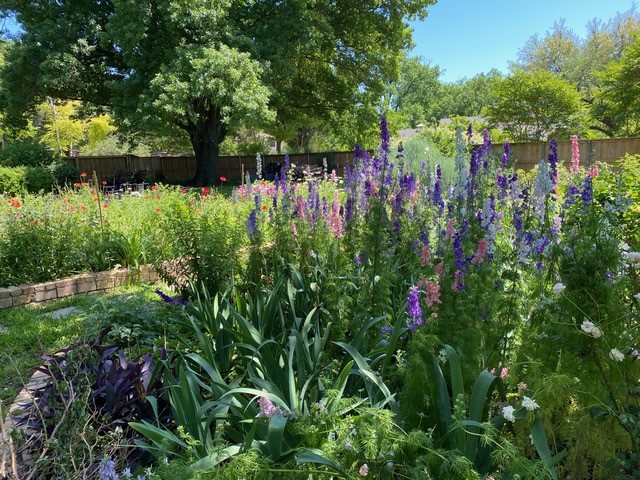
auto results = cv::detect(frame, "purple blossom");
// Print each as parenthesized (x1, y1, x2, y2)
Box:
(581, 177, 593, 204)
(99, 458, 118, 480)
(247, 209, 258, 240)
(502, 142, 510, 167)
(467, 123, 473, 143)
(548, 139, 558, 188)
(380, 117, 390, 158)
(155, 289, 187, 306)
(406, 286, 423, 330)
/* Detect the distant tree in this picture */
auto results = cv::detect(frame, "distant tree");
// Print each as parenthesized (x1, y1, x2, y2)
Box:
(0, 0, 435, 185)
(487, 70, 585, 141)
(592, 34, 640, 137)
(438, 69, 503, 118)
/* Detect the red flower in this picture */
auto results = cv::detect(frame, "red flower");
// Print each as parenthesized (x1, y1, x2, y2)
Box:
(152, 185, 158, 191)
(220, 176, 227, 183)
(261, 204, 268, 211)
(80, 205, 87, 212)
(101, 181, 107, 186)
(12, 201, 20, 208)
(80, 172, 87, 178)
(73, 182, 81, 188)
(202, 187, 210, 196)
(90, 189, 95, 195)
(154, 207, 161, 213)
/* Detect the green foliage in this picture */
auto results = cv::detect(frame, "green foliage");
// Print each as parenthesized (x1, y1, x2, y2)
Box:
(0, 140, 59, 167)
(49, 160, 81, 186)
(487, 69, 585, 141)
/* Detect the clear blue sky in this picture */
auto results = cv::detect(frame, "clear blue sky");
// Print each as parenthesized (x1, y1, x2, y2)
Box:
(411, 0, 637, 83)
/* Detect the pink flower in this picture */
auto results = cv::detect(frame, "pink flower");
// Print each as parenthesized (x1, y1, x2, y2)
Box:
(329, 189, 344, 238)
(423, 280, 441, 308)
(434, 262, 444, 276)
(470, 238, 488, 264)
(359, 464, 369, 476)
(258, 394, 284, 419)
(500, 367, 508, 379)
(420, 246, 431, 267)
(570, 135, 580, 173)
(445, 220, 456, 239)
(588, 165, 599, 178)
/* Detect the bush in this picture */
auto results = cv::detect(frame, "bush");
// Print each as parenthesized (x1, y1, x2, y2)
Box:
(0, 166, 27, 194)
(25, 166, 55, 193)
(49, 160, 82, 186)
(0, 141, 60, 167)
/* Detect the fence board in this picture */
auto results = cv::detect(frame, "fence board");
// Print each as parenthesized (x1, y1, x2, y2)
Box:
(68, 138, 640, 184)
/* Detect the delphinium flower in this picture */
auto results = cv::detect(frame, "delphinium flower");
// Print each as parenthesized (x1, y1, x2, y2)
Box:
(359, 464, 369, 476)
(155, 289, 187, 306)
(571, 135, 580, 173)
(588, 164, 600, 178)
(246, 209, 258, 241)
(533, 160, 553, 220)
(466, 123, 473, 143)
(580, 177, 593, 205)
(502, 142, 510, 167)
(329, 189, 344, 238)
(421, 246, 431, 267)
(380, 117, 390, 158)
(406, 286, 423, 330)
(99, 457, 118, 480)
(452, 270, 465, 291)
(419, 279, 441, 308)
(481, 129, 492, 172)
(432, 165, 444, 214)
(547, 139, 559, 189)
(256, 153, 263, 180)
(470, 238, 489, 264)
(552, 283, 566, 295)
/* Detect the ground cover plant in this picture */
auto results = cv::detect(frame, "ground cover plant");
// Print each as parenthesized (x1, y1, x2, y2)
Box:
(0, 121, 639, 479)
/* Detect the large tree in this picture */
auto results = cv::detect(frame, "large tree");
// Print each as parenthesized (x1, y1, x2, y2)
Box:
(0, 0, 434, 184)
(487, 70, 584, 141)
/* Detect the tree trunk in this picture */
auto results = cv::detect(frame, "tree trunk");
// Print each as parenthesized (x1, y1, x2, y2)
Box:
(187, 106, 226, 186)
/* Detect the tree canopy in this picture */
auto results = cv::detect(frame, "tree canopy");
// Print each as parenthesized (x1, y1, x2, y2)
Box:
(0, 0, 435, 184)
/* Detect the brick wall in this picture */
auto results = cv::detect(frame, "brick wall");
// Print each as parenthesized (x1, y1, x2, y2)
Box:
(0, 265, 159, 309)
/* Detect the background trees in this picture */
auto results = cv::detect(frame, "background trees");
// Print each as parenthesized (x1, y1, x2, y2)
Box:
(0, 0, 435, 184)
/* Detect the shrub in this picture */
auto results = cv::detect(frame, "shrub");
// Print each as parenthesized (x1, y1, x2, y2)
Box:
(0, 140, 59, 167)
(0, 166, 27, 194)
(49, 160, 82, 186)
(24, 166, 55, 193)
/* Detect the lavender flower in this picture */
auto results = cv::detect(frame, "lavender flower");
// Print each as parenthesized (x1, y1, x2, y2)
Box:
(380, 117, 390, 158)
(99, 458, 118, 480)
(155, 289, 187, 306)
(581, 177, 593, 204)
(406, 286, 423, 330)
(247, 209, 258, 240)
(547, 139, 558, 189)
(502, 142, 510, 167)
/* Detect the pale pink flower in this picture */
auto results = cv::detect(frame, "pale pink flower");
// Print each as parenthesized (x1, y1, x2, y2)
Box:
(423, 280, 442, 308)
(420, 246, 431, 267)
(359, 464, 369, 476)
(329, 189, 344, 238)
(434, 262, 444, 276)
(500, 367, 508, 379)
(258, 394, 284, 419)
(445, 220, 456, 239)
(570, 134, 580, 173)
(470, 239, 489, 264)
(291, 222, 298, 237)
(588, 165, 599, 178)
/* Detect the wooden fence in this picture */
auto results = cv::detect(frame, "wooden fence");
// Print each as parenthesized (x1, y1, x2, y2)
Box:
(507, 137, 640, 171)
(67, 151, 360, 184)
(67, 137, 640, 184)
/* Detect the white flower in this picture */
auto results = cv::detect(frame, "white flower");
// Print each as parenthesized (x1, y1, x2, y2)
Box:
(522, 396, 539, 411)
(581, 320, 603, 338)
(609, 348, 625, 362)
(502, 405, 516, 422)
(552, 283, 566, 295)
(634, 292, 640, 301)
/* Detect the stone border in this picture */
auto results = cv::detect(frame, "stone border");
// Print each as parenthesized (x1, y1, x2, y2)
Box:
(0, 265, 159, 309)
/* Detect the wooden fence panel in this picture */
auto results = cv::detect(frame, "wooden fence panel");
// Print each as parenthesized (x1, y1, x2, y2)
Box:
(68, 139, 639, 183)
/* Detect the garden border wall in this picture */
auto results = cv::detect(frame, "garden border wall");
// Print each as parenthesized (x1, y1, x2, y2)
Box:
(0, 265, 159, 310)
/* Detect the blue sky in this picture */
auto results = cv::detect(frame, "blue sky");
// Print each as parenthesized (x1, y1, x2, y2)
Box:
(411, 0, 637, 83)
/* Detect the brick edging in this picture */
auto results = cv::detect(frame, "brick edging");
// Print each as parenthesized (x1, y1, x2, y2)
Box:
(0, 265, 159, 309)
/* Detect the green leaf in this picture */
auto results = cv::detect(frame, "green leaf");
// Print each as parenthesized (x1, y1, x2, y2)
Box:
(296, 449, 349, 478)
(190, 445, 242, 471)
(531, 417, 559, 480)
(266, 412, 288, 460)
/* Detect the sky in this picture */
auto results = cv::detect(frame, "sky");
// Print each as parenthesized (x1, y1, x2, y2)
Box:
(411, 0, 637, 83)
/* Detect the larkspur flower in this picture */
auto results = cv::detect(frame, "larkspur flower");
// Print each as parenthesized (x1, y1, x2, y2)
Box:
(609, 348, 625, 362)
(502, 405, 516, 422)
(98, 457, 118, 480)
(500, 367, 508, 379)
(359, 464, 369, 477)
(258, 393, 284, 419)
(552, 283, 566, 295)
(406, 286, 423, 330)
(522, 396, 539, 411)
(571, 135, 580, 173)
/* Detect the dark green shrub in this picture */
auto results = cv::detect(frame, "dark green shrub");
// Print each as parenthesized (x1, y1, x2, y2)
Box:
(25, 166, 55, 192)
(0, 141, 59, 167)
(49, 160, 82, 186)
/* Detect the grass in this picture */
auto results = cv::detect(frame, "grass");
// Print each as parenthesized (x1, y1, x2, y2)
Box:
(0, 283, 173, 405)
